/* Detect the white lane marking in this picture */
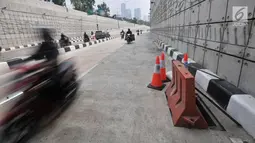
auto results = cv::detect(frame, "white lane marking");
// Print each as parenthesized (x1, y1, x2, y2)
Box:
(76, 38, 123, 80)
(77, 64, 99, 80)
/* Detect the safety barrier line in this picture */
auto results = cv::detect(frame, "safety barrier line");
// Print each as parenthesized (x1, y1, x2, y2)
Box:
(1, 36, 86, 53)
(0, 37, 115, 75)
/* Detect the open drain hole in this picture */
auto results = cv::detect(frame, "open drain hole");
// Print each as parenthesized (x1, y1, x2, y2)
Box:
(196, 98, 216, 127)
(164, 92, 224, 131)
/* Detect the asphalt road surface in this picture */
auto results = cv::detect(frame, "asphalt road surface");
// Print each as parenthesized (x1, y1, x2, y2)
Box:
(26, 33, 254, 143)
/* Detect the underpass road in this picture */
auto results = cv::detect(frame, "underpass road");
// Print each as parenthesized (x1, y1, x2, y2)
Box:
(27, 33, 246, 143)
(58, 38, 125, 79)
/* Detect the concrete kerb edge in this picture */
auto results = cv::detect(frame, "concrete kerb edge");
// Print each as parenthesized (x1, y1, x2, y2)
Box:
(153, 39, 255, 139)
(60, 37, 115, 54)
(0, 36, 116, 73)
(1, 36, 88, 53)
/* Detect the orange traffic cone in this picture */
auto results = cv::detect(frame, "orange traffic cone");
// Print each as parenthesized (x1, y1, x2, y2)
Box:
(147, 56, 166, 91)
(184, 53, 188, 62)
(183, 53, 188, 68)
(160, 52, 170, 82)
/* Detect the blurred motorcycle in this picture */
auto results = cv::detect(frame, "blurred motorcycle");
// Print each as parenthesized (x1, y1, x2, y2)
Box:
(126, 34, 132, 44)
(0, 58, 79, 143)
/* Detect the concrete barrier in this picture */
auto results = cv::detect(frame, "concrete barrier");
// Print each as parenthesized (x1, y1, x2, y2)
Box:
(154, 39, 255, 139)
(60, 37, 115, 54)
(227, 95, 255, 138)
(0, 36, 84, 53)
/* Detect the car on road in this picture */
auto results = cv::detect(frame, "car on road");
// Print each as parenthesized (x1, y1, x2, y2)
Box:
(95, 31, 105, 40)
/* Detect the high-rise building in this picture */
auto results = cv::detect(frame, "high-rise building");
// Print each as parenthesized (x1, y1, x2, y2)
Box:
(134, 8, 141, 20)
(143, 15, 147, 21)
(126, 9, 132, 19)
(121, 3, 126, 17)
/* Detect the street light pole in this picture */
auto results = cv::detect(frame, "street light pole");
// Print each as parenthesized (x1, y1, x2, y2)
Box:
(117, 9, 120, 29)
(118, 19, 120, 29)
(96, 14, 99, 30)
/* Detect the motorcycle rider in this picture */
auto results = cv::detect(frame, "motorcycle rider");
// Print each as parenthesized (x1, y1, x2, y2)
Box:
(31, 28, 59, 64)
(126, 29, 133, 41)
(59, 33, 70, 47)
(126, 28, 132, 36)
(84, 32, 90, 42)
(26, 28, 60, 100)
(136, 29, 140, 36)
(120, 30, 125, 39)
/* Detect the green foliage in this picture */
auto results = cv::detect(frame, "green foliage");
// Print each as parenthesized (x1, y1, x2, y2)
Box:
(52, 0, 65, 6)
(71, 0, 95, 12)
(137, 20, 150, 26)
(132, 17, 137, 24)
(97, 2, 110, 17)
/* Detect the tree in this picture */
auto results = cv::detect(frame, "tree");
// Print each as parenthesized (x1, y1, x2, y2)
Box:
(52, 0, 65, 6)
(132, 17, 137, 24)
(71, 0, 95, 12)
(97, 2, 110, 17)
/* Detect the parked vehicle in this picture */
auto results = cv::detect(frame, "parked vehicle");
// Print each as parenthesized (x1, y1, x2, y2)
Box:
(95, 31, 105, 40)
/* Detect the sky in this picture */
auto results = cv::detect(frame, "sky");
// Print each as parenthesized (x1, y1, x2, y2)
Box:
(65, 0, 150, 20)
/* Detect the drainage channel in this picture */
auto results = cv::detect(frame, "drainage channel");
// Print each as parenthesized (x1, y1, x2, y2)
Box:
(164, 89, 225, 131)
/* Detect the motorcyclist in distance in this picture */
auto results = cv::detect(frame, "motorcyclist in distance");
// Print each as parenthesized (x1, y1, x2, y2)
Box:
(59, 33, 71, 47)
(120, 30, 125, 39)
(125, 29, 133, 41)
(84, 32, 90, 42)
(126, 28, 132, 36)
(60, 33, 68, 41)
(120, 30, 125, 34)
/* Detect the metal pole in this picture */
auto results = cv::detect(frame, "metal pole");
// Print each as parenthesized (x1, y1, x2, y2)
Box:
(117, 9, 120, 29)
(96, 14, 99, 30)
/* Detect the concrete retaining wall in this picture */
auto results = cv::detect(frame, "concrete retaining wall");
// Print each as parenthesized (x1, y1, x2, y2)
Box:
(0, 0, 148, 48)
(150, 0, 255, 97)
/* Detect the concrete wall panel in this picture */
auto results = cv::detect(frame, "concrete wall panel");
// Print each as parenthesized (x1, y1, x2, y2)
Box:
(239, 61, 255, 96)
(223, 44, 245, 58)
(151, 0, 255, 96)
(209, 0, 228, 23)
(187, 44, 195, 59)
(202, 49, 218, 73)
(197, 0, 211, 24)
(217, 54, 242, 86)
(244, 48, 255, 62)
(184, 8, 192, 26)
(190, 5, 200, 25)
(248, 20, 255, 48)
(193, 45, 205, 65)
(224, 22, 251, 46)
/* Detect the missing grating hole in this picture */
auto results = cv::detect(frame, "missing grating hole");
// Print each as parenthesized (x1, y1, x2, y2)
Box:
(196, 97, 216, 127)
(196, 95, 225, 131)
